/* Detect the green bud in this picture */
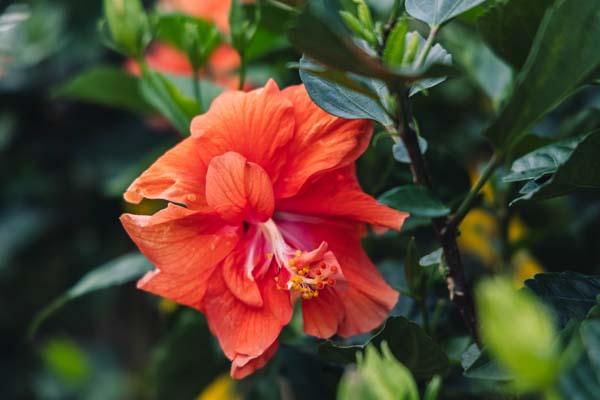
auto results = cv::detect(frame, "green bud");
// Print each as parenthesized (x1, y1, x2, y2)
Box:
(340, 11, 364, 37)
(103, 0, 151, 57)
(476, 277, 560, 392)
(402, 32, 421, 66)
(383, 17, 409, 68)
(337, 342, 419, 400)
(353, 0, 373, 31)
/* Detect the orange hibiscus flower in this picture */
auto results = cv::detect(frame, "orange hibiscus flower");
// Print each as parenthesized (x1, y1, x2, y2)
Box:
(120, 81, 408, 378)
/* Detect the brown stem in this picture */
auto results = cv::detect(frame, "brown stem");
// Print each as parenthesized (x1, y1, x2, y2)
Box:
(397, 91, 480, 345)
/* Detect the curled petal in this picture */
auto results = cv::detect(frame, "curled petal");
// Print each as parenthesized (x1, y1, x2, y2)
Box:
(231, 341, 279, 379)
(204, 267, 292, 361)
(278, 166, 409, 231)
(277, 85, 373, 198)
(120, 204, 240, 309)
(123, 136, 207, 208)
(206, 151, 275, 223)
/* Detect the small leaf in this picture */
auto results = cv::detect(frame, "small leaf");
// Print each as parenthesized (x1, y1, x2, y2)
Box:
(505, 131, 600, 204)
(484, 0, 600, 150)
(478, 0, 554, 69)
(383, 18, 409, 68)
(409, 34, 452, 96)
(299, 57, 395, 129)
(379, 185, 450, 218)
(405, 0, 487, 27)
(525, 272, 600, 327)
(54, 66, 154, 114)
(581, 319, 600, 383)
(319, 316, 449, 379)
(420, 248, 443, 268)
(29, 252, 152, 338)
(392, 136, 428, 163)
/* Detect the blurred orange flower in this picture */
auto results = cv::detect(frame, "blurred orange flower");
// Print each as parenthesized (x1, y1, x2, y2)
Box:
(120, 81, 407, 378)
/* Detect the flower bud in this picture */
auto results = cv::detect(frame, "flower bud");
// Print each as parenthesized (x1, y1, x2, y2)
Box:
(476, 277, 560, 392)
(103, 0, 151, 57)
(337, 342, 419, 400)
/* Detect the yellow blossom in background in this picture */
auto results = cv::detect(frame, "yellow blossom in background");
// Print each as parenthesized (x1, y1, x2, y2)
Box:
(158, 299, 178, 314)
(511, 250, 544, 287)
(458, 209, 499, 267)
(197, 374, 240, 400)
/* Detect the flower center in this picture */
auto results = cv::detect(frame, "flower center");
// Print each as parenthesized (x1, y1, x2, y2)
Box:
(253, 218, 344, 300)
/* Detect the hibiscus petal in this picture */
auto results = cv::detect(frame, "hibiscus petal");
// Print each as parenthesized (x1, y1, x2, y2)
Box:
(190, 80, 295, 186)
(302, 288, 345, 338)
(277, 85, 373, 198)
(277, 218, 398, 337)
(120, 204, 240, 309)
(230, 341, 279, 379)
(222, 250, 263, 308)
(205, 151, 275, 223)
(123, 136, 207, 208)
(278, 166, 409, 231)
(203, 267, 292, 361)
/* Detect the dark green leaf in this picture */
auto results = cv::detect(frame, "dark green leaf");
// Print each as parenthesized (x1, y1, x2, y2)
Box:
(505, 131, 600, 204)
(319, 316, 449, 379)
(29, 252, 152, 337)
(461, 344, 513, 381)
(525, 272, 600, 327)
(379, 185, 450, 218)
(405, 237, 423, 296)
(478, 0, 554, 69)
(441, 25, 512, 106)
(383, 18, 409, 68)
(289, 0, 454, 84)
(485, 0, 600, 150)
(581, 319, 600, 383)
(147, 310, 228, 400)
(405, 0, 487, 26)
(54, 67, 154, 114)
(392, 136, 428, 163)
(299, 57, 395, 129)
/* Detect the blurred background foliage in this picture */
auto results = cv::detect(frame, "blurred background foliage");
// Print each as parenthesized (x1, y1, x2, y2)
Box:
(1, 0, 600, 399)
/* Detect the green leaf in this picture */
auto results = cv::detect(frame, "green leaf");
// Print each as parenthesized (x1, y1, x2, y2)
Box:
(484, 0, 600, 150)
(139, 67, 198, 134)
(478, 0, 554, 69)
(146, 310, 228, 399)
(409, 32, 453, 96)
(405, 0, 487, 27)
(379, 185, 450, 218)
(405, 237, 423, 297)
(29, 252, 152, 338)
(41, 338, 91, 387)
(289, 0, 454, 85)
(337, 343, 419, 400)
(392, 136, 428, 163)
(53, 67, 154, 114)
(319, 316, 449, 379)
(476, 277, 560, 391)
(103, 0, 151, 57)
(155, 13, 221, 68)
(557, 320, 600, 399)
(299, 57, 395, 129)
(420, 248, 443, 268)
(581, 319, 600, 383)
(441, 25, 513, 107)
(525, 272, 600, 327)
(505, 131, 600, 204)
(461, 344, 513, 381)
